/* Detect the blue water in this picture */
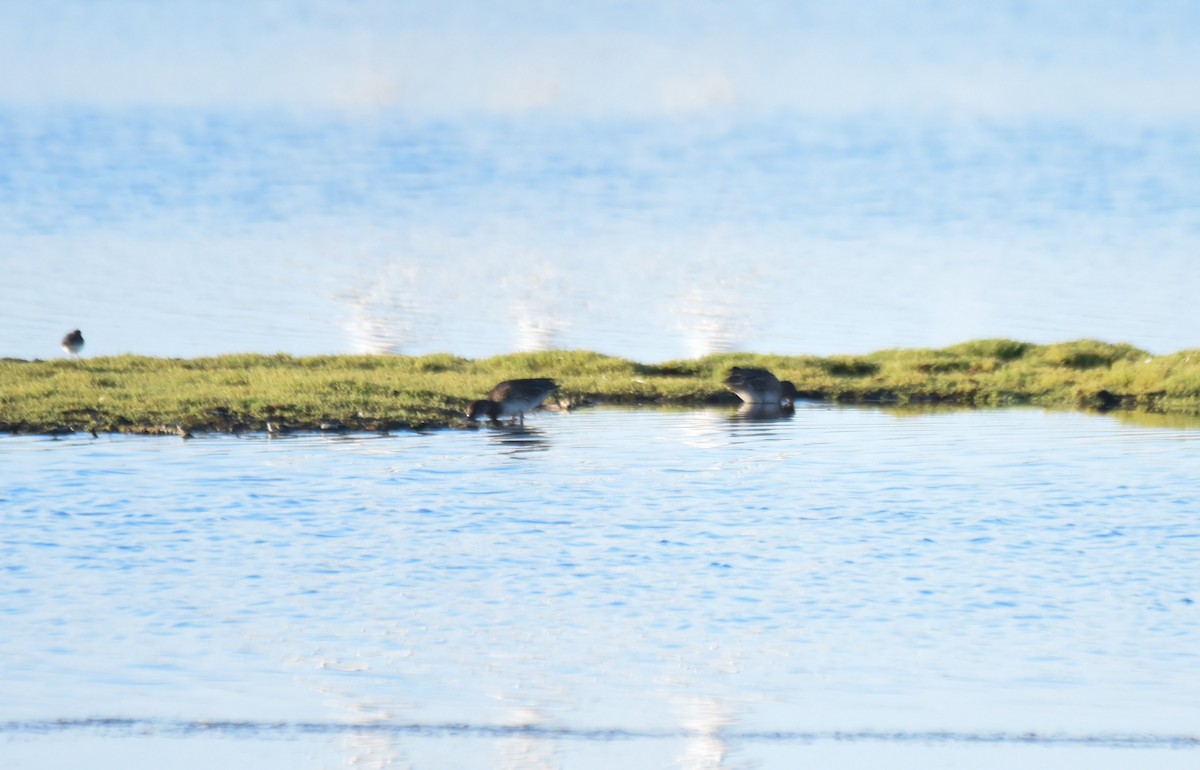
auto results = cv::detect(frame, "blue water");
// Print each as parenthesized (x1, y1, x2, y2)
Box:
(2, 407, 1198, 767)
(3, 110, 1198, 361)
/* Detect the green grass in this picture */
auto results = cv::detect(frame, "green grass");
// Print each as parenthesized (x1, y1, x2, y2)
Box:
(2, 339, 1199, 434)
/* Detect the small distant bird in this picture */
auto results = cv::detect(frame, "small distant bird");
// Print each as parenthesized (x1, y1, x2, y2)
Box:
(468, 378, 559, 423)
(61, 329, 84, 356)
(723, 367, 797, 406)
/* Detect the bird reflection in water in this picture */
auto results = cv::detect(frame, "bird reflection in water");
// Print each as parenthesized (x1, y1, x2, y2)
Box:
(485, 424, 551, 457)
(730, 401, 795, 421)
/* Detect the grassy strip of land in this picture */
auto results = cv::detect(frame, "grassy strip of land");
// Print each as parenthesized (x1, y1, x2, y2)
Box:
(2, 339, 1198, 435)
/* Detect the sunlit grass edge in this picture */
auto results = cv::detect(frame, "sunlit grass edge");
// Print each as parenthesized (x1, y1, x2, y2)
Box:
(2, 339, 1198, 434)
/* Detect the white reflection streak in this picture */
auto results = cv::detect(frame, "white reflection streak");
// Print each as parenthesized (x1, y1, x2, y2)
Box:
(342, 266, 425, 355)
(509, 263, 568, 352)
(277, 638, 414, 769)
(679, 409, 730, 449)
(675, 696, 736, 770)
(338, 700, 404, 770)
(296, 677, 408, 769)
(673, 286, 746, 359)
(512, 299, 563, 352)
(496, 705, 557, 770)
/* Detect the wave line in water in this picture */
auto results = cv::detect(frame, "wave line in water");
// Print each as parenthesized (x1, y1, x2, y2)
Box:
(2, 718, 1197, 748)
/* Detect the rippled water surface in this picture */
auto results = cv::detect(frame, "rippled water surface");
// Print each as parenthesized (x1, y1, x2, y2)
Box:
(3, 109, 1199, 361)
(3, 407, 1198, 768)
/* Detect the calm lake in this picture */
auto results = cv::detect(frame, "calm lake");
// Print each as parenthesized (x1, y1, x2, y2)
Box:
(2, 406, 1198, 768)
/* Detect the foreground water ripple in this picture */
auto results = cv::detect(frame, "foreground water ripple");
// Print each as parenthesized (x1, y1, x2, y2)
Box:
(1, 406, 1198, 768)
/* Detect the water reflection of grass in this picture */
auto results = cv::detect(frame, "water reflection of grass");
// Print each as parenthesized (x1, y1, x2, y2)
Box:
(2, 339, 1198, 434)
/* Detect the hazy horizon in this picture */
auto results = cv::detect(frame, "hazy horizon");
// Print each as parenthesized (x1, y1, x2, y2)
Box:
(4, 1, 1199, 120)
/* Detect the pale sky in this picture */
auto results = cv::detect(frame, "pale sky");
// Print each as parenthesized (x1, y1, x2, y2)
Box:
(2, 0, 1199, 118)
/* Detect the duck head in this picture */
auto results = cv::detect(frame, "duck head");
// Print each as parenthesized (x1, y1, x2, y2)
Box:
(467, 400, 501, 421)
(780, 380, 798, 406)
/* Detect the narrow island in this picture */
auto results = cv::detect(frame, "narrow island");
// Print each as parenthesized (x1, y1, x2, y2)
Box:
(2, 339, 1197, 435)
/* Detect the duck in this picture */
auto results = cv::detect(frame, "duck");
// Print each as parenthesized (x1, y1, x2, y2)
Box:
(468, 378, 559, 423)
(61, 329, 84, 356)
(723, 366, 797, 406)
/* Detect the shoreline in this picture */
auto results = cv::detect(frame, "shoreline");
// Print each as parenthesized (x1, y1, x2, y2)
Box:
(2, 339, 1198, 435)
